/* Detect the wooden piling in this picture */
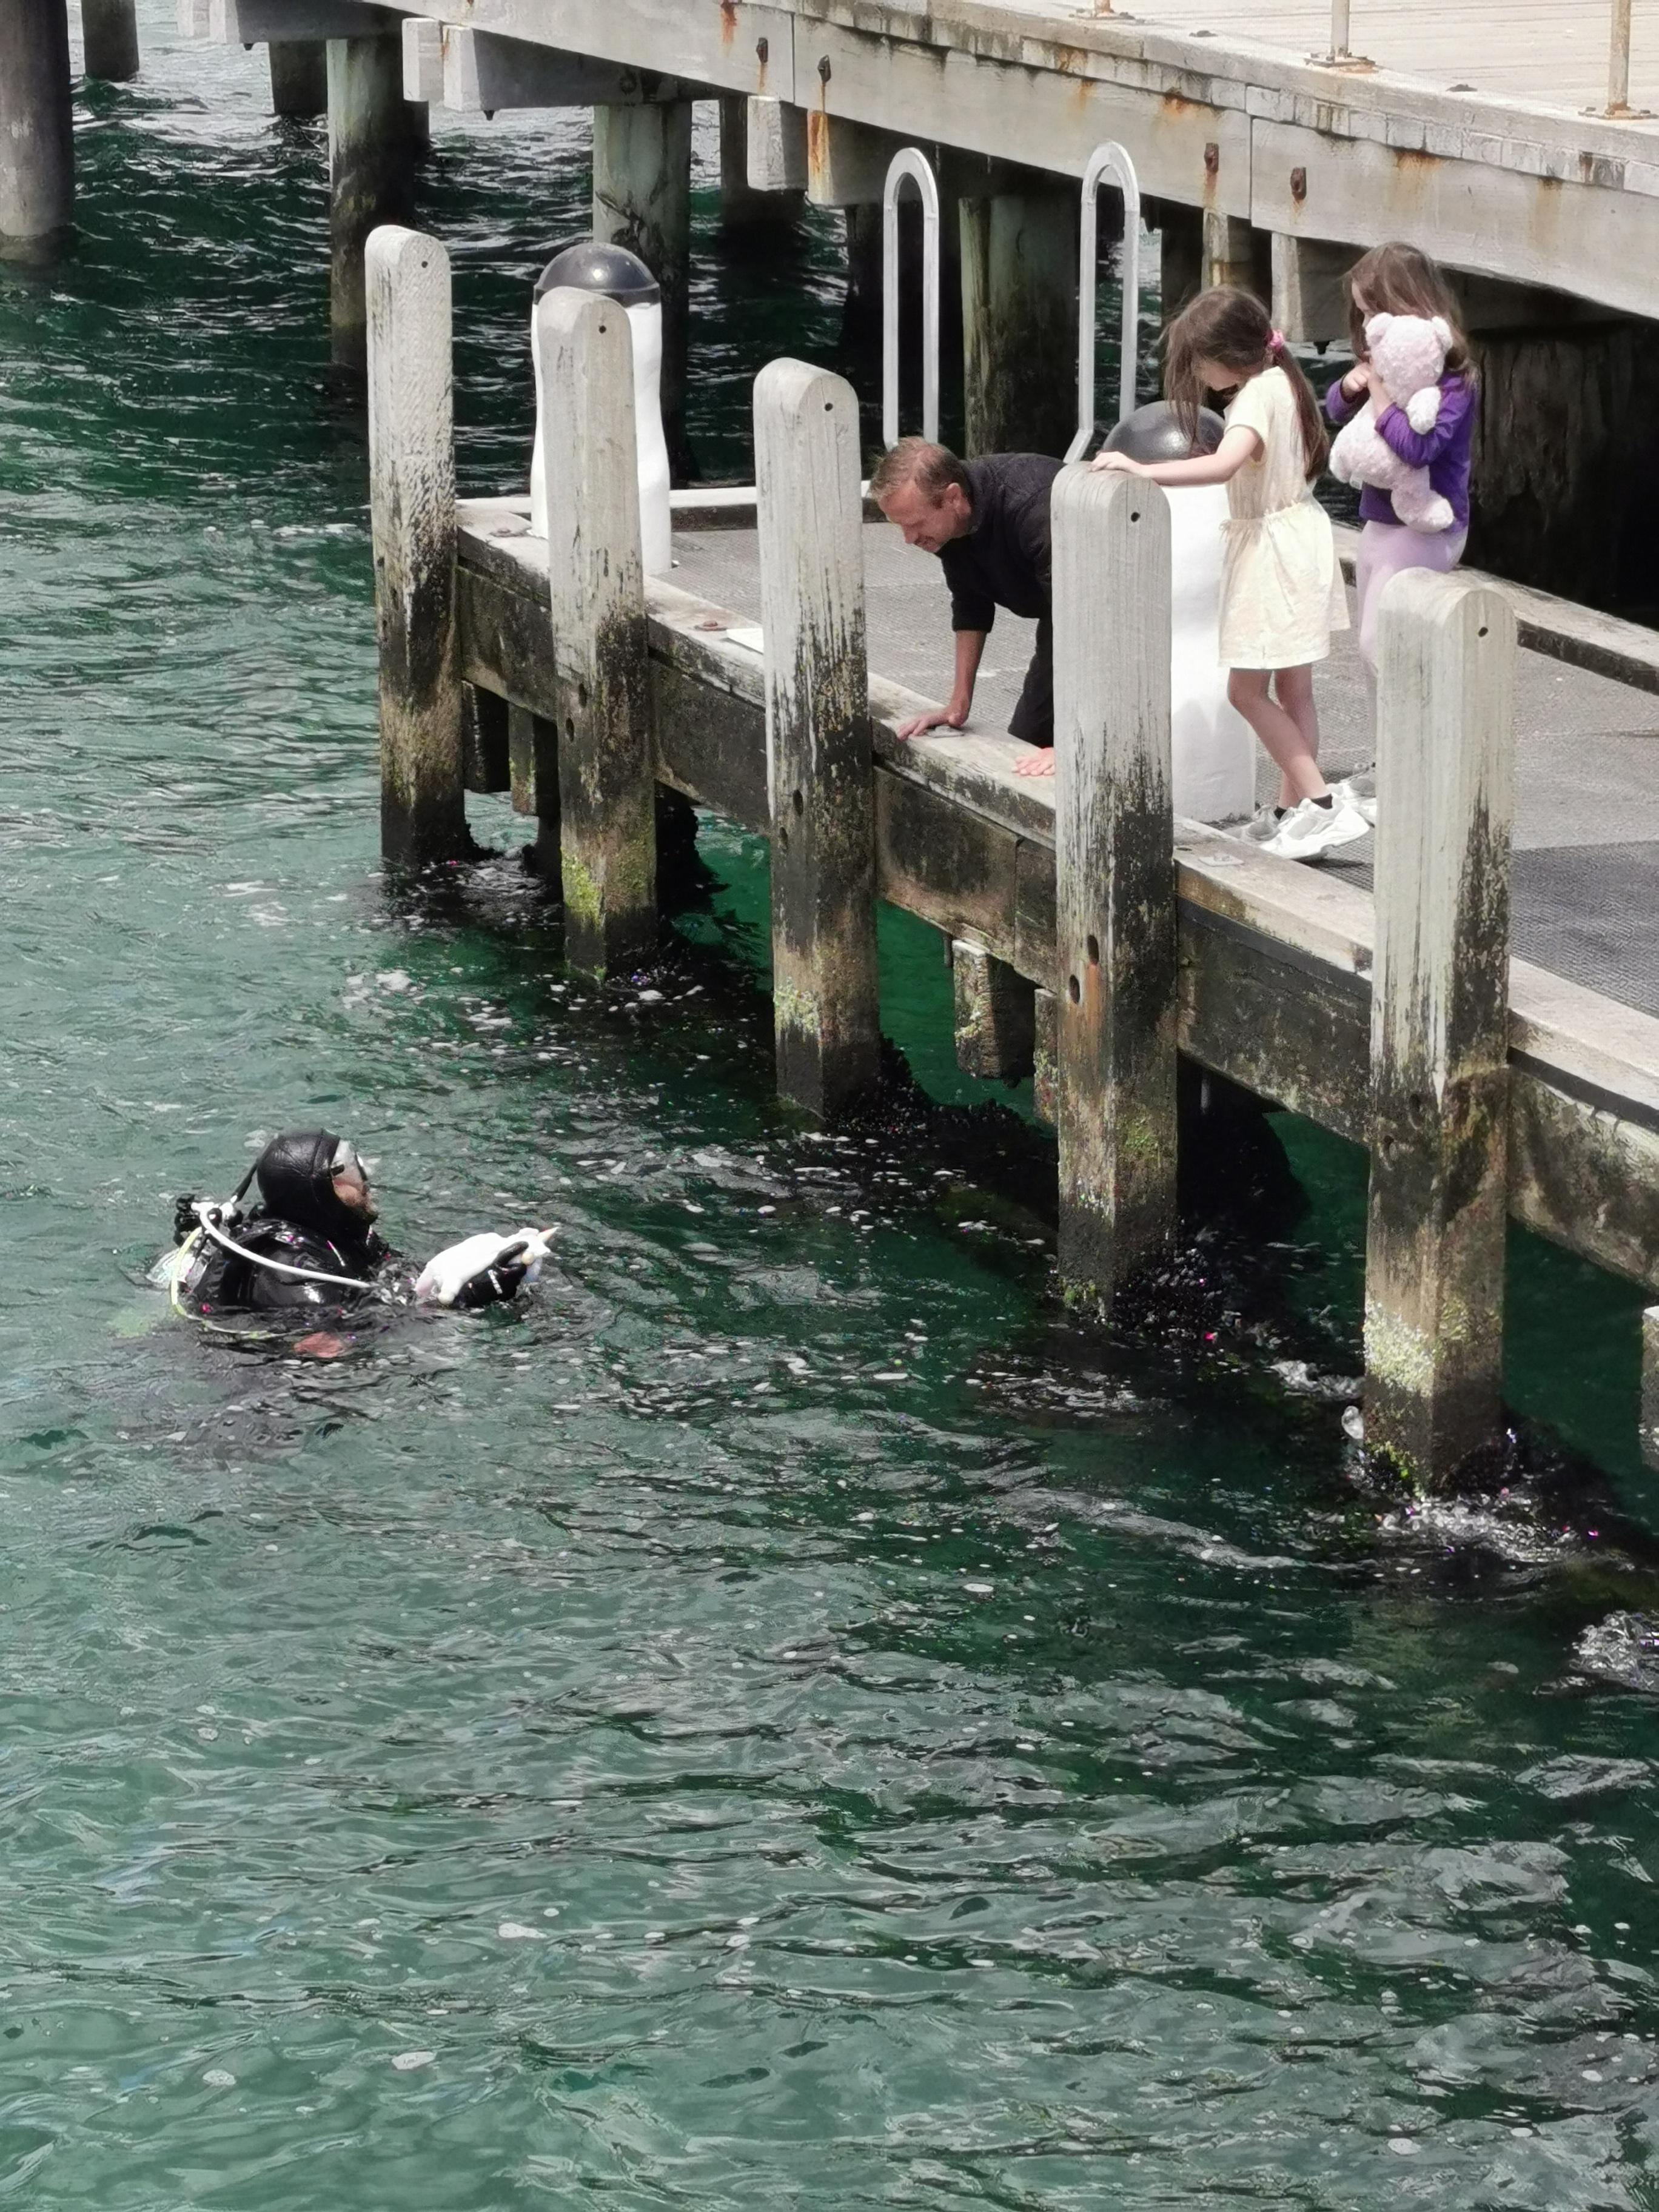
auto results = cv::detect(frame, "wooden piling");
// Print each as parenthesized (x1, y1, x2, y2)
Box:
(537, 286, 657, 979)
(1152, 199, 1204, 324)
(509, 705, 561, 879)
(1364, 569, 1518, 1487)
(959, 189, 1079, 458)
(1033, 987, 1059, 1127)
(269, 39, 326, 118)
(327, 35, 423, 370)
(1202, 212, 1270, 299)
(592, 101, 692, 471)
(366, 225, 469, 869)
(953, 940, 1035, 1082)
(0, 0, 74, 256)
(82, 0, 139, 82)
(754, 358, 880, 1118)
(1052, 464, 1177, 1312)
(1643, 1308, 1659, 1471)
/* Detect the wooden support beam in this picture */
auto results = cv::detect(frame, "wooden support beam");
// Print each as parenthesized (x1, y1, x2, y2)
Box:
(328, 35, 423, 370)
(754, 358, 880, 1118)
(400, 22, 692, 114)
(747, 95, 806, 194)
(1364, 570, 1518, 1489)
(1203, 212, 1270, 299)
(1053, 465, 1177, 1312)
(721, 93, 799, 227)
(805, 112, 897, 209)
(82, 0, 140, 82)
(269, 40, 326, 116)
(953, 940, 1035, 1082)
(366, 226, 468, 870)
(538, 286, 657, 978)
(1644, 1309, 1659, 1472)
(959, 189, 1079, 459)
(592, 101, 692, 466)
(0, 0, 73, 256)
(213, 0, 392, 39)
(1270, 233, 1351, 347)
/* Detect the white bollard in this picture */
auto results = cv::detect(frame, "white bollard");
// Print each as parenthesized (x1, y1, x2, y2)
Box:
(529, 240, 671, 578)
(1103, 403, 1254, 823)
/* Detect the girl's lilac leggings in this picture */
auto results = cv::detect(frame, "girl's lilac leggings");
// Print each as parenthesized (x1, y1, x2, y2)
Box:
(1354, 520, 1467, 671)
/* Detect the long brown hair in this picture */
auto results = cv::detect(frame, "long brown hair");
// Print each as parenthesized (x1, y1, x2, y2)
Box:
(1345, 241, 1474, 381)
(1164, 286, 1329, 483)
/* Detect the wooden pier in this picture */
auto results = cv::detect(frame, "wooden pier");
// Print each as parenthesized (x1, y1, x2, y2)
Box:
(370, 222, 1659, 1494)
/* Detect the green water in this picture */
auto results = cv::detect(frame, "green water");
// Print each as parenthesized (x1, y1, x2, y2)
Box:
(4, 11, 1659, 2205)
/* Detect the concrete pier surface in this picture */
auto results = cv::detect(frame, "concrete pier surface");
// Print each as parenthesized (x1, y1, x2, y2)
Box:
(669, 515, 1659, 1019)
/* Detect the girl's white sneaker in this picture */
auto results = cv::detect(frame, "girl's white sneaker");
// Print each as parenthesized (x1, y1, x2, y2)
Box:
(1327, 776, 1378, 826)
(1238, 803, 1286, 846)
(1261, 796, 1371, 862)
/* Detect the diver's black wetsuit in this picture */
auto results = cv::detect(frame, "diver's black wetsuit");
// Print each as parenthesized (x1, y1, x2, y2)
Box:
(174, 1130, 391, 1322)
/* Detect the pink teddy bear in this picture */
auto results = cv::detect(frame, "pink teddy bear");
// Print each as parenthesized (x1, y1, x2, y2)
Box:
(1329, 310, 1456, 534)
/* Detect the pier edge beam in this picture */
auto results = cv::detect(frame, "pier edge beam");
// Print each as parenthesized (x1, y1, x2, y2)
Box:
(0, 0, 74, 256)
(366, 225, 469, 870)
(1053, 465, 1178, 1312)
(754, 357, 881, 1119)
(327, 34, 424, 371)
(82, 0, 140, 81)
(592, 100, 692, 477)
(1364, 568, 1518, 1489)
(538, 285, 657, 979)
(953, 940, 1036, 1082)
(270, 40, 327, 118)
(959, 187, 1079, 460)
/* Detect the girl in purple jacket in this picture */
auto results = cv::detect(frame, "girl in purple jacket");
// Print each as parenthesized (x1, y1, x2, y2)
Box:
(1326, 242, 1476, 671)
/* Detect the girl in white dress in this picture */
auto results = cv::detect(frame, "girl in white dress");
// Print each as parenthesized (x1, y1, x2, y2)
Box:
(1093, 287, 1366, 862)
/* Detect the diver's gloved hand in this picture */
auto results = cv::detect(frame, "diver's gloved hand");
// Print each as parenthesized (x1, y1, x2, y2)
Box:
(414, 1228, 555, 1310)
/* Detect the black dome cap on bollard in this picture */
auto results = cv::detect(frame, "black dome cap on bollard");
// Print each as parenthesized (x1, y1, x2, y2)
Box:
(1101, 398, 1227, 461)
(533, 238, 660, 307)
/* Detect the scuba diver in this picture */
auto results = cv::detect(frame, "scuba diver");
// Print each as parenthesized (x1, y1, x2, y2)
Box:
(163, 1128, 553, 1338)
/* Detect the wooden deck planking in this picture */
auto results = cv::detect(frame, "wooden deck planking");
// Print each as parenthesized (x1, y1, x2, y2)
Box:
(979, 0, 1659, 115)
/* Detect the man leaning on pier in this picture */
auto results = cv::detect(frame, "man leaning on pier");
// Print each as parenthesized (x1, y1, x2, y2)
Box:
(871, 438, 1061, 779)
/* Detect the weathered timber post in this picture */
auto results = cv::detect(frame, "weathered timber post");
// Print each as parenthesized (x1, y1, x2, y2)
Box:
(1364, 569, 1517, 1487)
(1033, 986, 1059, 1126)
(270, 41, 326, 118)
(0, 0, 74, 257)
(82, 0, 139, 81)
(538, 286, 657, 979)
(959, 186, 1079, 457)
(592, 101, 692, 475)
(953, 941, 1035, 1082)
(1643, 1308, 1659, 1470)
(366, 226, 468, 868)
(327, 35, 424, 369)
(1053, 464, 1178, 1311)
(720, 95, 799, 231)
(754, 358, 880, 1117)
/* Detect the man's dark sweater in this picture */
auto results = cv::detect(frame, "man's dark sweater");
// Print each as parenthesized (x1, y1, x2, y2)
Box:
(937, 453, 1062, 746)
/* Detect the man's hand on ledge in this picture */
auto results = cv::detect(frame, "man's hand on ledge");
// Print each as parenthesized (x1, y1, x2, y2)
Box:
(1013, 748, 1055, 779)
(895, 699, 971, 741)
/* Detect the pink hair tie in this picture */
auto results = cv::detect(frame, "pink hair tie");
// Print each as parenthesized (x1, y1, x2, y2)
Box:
(1269, 329, 1287, 352)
